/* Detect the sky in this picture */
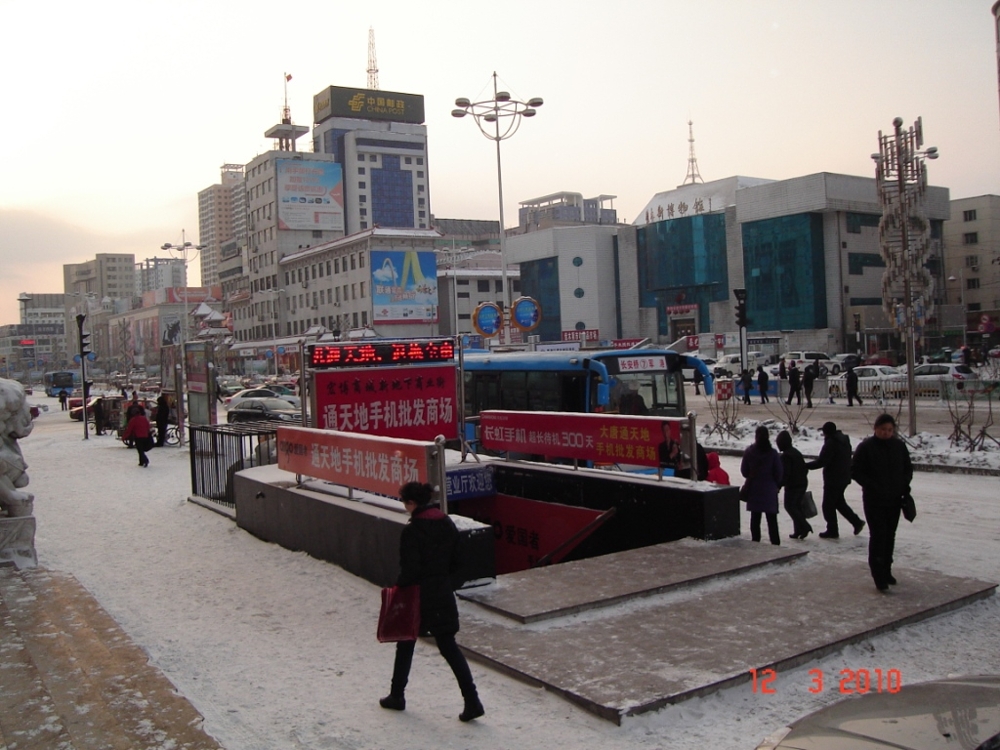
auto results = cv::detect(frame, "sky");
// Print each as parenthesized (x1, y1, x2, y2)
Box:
(20, 400, 1000, 749)
(2, 0, 999, 324)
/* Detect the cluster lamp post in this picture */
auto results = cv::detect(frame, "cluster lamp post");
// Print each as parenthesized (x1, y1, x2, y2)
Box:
(452, 74, 542, 342)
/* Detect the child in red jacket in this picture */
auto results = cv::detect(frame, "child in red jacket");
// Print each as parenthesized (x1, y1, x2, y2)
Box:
(122, 411, 153, 467)
(705, 452, 730, 485)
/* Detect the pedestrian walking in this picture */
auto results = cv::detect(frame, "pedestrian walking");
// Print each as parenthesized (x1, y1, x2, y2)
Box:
(807, 421, 865, 539)
(740, 425, 783, 545)
(776, 430, 812, 539)
(757, 365, 769, 404)
(58, 389, 68, 410)
(379, 482, 484, 722)
(740, 369, 753, 405)
(846, 366, 862, 407)
(785, 361, 802, 405)
(121, 408, 152, 467)
(852, 414, 914, 592)
(802, 364, 817, 408)
(693, 367, 703, 396)
(92, 397, 106, 436)
(779, 358, 787, 380)
(155, 394, 170, 448)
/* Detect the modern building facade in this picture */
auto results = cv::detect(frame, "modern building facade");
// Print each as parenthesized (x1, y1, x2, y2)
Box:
(197, 165, 245, 287)
(136, 257, 187, 294)
(517, 192, 618, 231)
(942, 195, 1000, 349)
(312, 85, 429, 235)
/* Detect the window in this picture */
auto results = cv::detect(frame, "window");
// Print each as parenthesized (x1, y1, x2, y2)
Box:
(495, 281, 503, 292)
(416, 171, 424, 178)
(359, 195, 366, 203)
(360, 222, 368, 228)
(335, 259, 339, 274)
(967, 278, 980, 290)
(360, 281, 365, 298)
(358, 154, 366, 162)
(963, 209, 977, 221)
(418, 211, 425, 218)
(369, 155, 377, 162)
(418, 185, 425, 193)
(350, 255, 356, 270)
(477, 280, 490, 292)
(963, 232, 979, 244)
(358, 181, 366, 189)
(458, 292, 470, 299)
(416, 158, 423, 165)
(405, 157, 412, 164)
(360, 208, 367, 216)
(358, 167, 366, 175)
(326, 261, 331, 275)
(966, 255, 980, 268)
(359, 254, 365, 268)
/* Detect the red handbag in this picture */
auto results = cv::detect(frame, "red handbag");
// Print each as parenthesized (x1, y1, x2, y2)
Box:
(377, 585, 420, 643)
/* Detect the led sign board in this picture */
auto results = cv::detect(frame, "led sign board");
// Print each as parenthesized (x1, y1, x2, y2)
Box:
(309, 339, 455, 369)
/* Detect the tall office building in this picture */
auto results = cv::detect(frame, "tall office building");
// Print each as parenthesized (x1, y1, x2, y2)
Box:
(136, 257, 187, 294)
(198, 164, 245, 286)
(63, 254, 136, 302)
(312, 85, 429, 235)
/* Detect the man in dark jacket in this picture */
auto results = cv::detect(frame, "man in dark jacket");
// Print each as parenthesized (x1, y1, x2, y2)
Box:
(846, 366, 862, 407)
(802, 364, 817, 408)
(807, 421, 865, 539)
(786, 362, 802, 405)
(776, 430, 811, 539)
(852, 414, 914, 591)
(757, 365, 770, 404)
(740, 369, 753, 405)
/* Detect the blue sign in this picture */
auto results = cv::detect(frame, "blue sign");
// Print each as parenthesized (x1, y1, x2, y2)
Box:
(265, 350, 274, 358)
(512, 296, 541, 332)
(473, 303, 503, 338)
(445, 464, 495, 500)
(73, 354, 81, 364)
(277, 346, 286, 355)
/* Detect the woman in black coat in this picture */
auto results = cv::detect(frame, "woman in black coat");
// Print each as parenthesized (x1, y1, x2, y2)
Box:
(380, 482, 484, 722)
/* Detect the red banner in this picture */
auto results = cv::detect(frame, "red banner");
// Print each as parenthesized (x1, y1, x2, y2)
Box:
(455, 494, 604, 574)
(276, 426, 433, 496)
(479, 410, 682, 468)
(313, 364, 458, 441)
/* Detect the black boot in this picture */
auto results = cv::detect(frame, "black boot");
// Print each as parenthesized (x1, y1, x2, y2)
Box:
(459, 696, 484, 722)
(379, 694, 405, 711)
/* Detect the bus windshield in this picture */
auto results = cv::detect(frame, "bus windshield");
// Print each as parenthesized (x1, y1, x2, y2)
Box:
(44, 371, 76, 397)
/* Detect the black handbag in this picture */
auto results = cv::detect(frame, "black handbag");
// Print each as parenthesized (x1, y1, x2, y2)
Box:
(901, 493, 916, 522)
(801, 491, 818, 519)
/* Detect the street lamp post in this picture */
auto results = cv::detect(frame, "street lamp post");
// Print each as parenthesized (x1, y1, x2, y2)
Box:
(872, 116, 938, 437)
(162, 233, 205, 446)
(948, 269, 967, 347)
(452, 74, 543, 343)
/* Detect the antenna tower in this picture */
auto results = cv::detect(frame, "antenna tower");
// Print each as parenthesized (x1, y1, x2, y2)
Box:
(682, 120, 705, 185)
(367, 27, 379, 89)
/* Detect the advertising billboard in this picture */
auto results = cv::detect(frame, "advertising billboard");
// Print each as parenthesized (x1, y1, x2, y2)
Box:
(276, 159, 344, 232)
(313, 85, 425, 125)
(313, 363, 457, 441)
(371, 250, 438, 324)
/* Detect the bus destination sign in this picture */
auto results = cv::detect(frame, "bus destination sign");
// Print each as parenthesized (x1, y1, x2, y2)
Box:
(309, 338, 455, 369)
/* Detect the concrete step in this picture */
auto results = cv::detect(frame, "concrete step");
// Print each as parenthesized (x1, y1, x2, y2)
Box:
(0, 567, 223, 749)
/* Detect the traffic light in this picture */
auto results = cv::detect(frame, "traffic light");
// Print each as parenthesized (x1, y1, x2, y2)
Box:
(733, 288, 749, 328)
(854, 313, 862, 333)
(80, 331, 92, 358)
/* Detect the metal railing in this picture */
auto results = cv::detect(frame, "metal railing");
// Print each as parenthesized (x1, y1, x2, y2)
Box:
(189, 423, 280, 507)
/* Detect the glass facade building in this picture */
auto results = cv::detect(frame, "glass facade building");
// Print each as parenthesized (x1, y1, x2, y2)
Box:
(371, 155, 414, 227)
(636, 213, 729, 335)
(519, 257, 562, 342)
(740, 213, 827, 332)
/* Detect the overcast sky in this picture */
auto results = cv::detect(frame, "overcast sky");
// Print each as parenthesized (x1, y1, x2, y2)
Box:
(2, 0, 998, 324)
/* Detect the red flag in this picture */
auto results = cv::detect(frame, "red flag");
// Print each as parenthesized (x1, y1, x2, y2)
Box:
(285, 73, 292, 82)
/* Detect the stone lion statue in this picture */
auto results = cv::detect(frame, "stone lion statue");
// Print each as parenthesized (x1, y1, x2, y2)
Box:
(0, 378, 34, 517)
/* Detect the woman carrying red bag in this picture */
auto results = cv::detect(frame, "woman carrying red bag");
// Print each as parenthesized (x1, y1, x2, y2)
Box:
(379, 482, 484, 722)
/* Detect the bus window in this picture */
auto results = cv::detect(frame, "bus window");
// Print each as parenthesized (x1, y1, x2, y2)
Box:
(526, 371, 562, 412)
(603, 372, 682, 417)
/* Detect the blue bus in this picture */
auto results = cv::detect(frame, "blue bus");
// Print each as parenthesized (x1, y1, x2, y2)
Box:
(43, 370, 78, 397)
(460, 347, 713, 421)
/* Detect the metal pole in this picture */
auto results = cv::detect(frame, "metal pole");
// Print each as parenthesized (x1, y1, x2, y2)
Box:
(493, 77, 510, 343)
(894, 120, 918, 437)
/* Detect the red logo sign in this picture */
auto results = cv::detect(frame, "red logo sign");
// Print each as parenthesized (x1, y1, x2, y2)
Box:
(313, 364, 458, 441)
(479, 410, 682, 468)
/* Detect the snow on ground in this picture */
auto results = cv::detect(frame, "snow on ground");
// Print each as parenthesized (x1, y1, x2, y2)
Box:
(18, 395, 1000, 750)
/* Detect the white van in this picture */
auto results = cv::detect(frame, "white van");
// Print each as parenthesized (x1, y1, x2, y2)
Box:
(714, 351, 767, 378)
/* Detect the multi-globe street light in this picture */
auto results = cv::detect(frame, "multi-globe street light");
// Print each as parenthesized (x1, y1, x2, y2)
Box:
(872, 116, 938, 437)
(452, 73, 542, 342)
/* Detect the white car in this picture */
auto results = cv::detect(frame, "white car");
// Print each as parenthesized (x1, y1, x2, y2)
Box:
(828, 365, 905, 399)
(226, 387, 301, 410)
(911, 363, 977, 382)
(769, 351, 837, 377)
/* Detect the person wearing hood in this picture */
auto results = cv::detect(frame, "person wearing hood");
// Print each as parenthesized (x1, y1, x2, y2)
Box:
(740, 426, 783, 545)
(705, 452, 730, 485)
(380, 482, 484, 723)
(852, 414, 914, 591)
(806, 421, 865, 539)
(776, 430, 811, 539)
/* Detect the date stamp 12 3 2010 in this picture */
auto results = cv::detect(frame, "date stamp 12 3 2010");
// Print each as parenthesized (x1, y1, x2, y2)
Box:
(749, 667, 902, 695)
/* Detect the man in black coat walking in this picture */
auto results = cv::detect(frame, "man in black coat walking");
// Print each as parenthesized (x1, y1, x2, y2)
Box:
(802, 364, 817, 408)
(757, 365, 770, 404)
(846, 366, 862, 407)
(852, 414, 914, 591)
(785, 362, 802, 405)
(740, 369, 753, 405)
(807, 421, 865, 539)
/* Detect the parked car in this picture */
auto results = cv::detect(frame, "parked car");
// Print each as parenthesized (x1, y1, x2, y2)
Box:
(831, 353, 864, 371)
(714, 351, 767, 378)
(911, 363, 977, 384)
(226, 387, 301, 410)
(755, 674, 1000, 750)
(828, 365, 905, 399)
(681, 356, 716, 381)
(789, 351, 837, 375)
(226, 398, 302, 424)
